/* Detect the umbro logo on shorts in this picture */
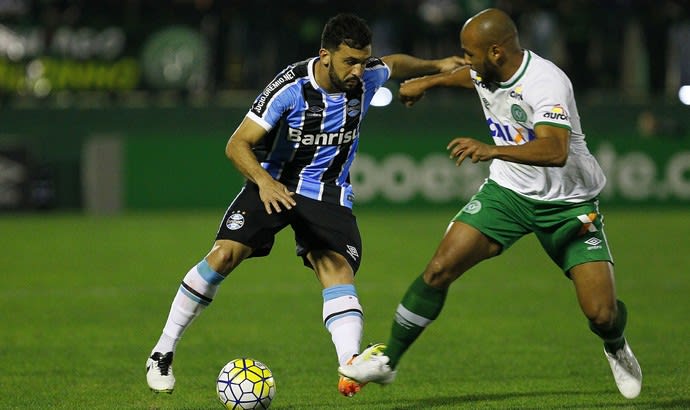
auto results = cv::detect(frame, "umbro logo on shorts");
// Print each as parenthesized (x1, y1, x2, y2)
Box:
(584, 237, 603, 250)
(346, 245, 359, 260)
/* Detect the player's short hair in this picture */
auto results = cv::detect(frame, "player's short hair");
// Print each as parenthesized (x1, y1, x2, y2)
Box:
(321, 13, 372, 51)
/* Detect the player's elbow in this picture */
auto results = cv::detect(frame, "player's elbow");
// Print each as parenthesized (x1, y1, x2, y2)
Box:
(547, 151, 568, 167)
(225, 138, 239, 161)
(544, 138, 569, 167)
(225, 141, 233, 161)
(535, 128, 570, 167)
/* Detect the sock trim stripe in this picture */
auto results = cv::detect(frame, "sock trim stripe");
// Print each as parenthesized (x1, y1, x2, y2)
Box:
(324, 308, 363, 326)
(323, 284, 357, 301)
(180, 281, 212, 305)
(197, 260, 225, 285)
(395, 304, 432, 328)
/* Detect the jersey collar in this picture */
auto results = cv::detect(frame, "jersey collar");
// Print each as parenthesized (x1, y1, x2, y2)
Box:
(500, 50, 531, 89)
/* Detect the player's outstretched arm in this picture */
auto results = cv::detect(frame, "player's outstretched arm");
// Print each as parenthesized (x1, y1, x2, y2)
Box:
(226, 117, 296, 214)
(447, 125, 570, 167)
(381, 54, 465, 80)
(399, 66, 473, 107)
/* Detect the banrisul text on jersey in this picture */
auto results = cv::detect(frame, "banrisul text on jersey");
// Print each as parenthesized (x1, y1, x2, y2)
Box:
(245, 57, 390, 208)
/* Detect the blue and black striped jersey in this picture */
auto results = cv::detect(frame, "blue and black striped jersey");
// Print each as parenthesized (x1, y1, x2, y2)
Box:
(245, 57, 390, 209)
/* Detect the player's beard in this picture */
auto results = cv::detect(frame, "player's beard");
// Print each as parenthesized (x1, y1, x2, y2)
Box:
(478, 60, 501, 84)
(329, 64, 360, 92)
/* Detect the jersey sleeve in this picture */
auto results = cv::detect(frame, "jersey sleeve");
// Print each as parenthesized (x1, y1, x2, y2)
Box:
(246, 66, 298, 132)
(528, 70, 573, 131)
(364, 57, 391, 88)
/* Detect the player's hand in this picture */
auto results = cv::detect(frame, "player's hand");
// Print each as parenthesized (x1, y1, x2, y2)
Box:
(447, 137, 495, 166)
(256, 178, 296, 214)
(399, 78, 427, 107)
(435, 56, 467, 72)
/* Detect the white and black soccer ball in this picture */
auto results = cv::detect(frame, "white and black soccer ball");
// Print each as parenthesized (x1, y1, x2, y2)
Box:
(217, 358, 276, 409)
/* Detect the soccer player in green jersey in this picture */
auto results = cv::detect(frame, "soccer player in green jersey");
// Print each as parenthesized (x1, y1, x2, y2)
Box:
(339, 8, 642, 399)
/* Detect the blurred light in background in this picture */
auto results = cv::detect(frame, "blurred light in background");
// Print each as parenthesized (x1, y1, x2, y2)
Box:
(678, 85, 690, 105)
(371, 86, 392, 107)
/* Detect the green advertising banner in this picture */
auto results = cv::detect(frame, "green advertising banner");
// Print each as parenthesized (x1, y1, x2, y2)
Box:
(124, 134, 690, 209)
(2, 100, 688, 211)
(351, 139, 690, 207)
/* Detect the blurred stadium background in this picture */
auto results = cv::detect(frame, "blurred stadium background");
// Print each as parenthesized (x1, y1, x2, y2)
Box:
(2, 2, 690, 408)
(0, 0, 689, 213)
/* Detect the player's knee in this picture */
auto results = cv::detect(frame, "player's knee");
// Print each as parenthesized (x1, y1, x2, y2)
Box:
(423, 257, 458, 288)
(585, 301, 617, 329)
(208, 241, 249, 275)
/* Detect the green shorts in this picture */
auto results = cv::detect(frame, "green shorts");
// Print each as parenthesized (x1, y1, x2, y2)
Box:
(454, 179, 613, 274)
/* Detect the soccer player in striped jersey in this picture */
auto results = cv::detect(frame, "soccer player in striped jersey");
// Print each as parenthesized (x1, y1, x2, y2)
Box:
(339, 8, 642, 400)
(145, 13, 464, 397)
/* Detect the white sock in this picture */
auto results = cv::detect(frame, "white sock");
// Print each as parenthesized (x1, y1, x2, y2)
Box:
(152, 259, 225, 354)
(322, 284, 363, 366)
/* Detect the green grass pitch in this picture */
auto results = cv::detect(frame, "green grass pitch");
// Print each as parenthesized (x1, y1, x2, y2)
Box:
(1, 208, 689, 409)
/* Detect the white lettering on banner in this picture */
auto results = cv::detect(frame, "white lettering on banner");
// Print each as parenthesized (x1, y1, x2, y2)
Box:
(419, 154, 488, 201)
(52, 27, 125, 60)
(667, 154, 690, 199)
(617, 152, 656, 200)
(0, 26, 126, 60)
(379, 155, 416, 202)
(351, 146, 690, 204)
(593, 143, 690, 201)
(350, 153, 487, 203)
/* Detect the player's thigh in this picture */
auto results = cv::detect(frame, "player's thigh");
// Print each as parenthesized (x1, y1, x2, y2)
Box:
(423, 221, 502, 287)
(533, 198, 613, 274)
(215, 183, 289, 265)
(453, 179, 531, 254)
(292, 197, 362, 274)
(425, 182, 528, 286)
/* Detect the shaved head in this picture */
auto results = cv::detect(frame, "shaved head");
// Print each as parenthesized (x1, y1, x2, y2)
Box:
(460, 8, 522, 83)
(462, 8, 519, 50)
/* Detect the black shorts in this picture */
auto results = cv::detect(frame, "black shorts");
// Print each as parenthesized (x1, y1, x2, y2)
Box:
(215, 183, 362, 273)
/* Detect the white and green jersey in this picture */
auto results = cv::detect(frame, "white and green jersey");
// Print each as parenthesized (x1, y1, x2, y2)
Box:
(470, 50, 606, 202)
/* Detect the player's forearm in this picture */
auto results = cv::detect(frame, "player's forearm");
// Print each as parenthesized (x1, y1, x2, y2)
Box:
(225, 139, 274, 186)
(383, 54, 450, 79)
(418, 66, 473, 89)
(491, 137, 569, 167)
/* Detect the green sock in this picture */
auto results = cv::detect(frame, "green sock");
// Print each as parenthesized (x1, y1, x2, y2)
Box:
(589, 299, 627, 353)
(386, 275, 448, 369)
